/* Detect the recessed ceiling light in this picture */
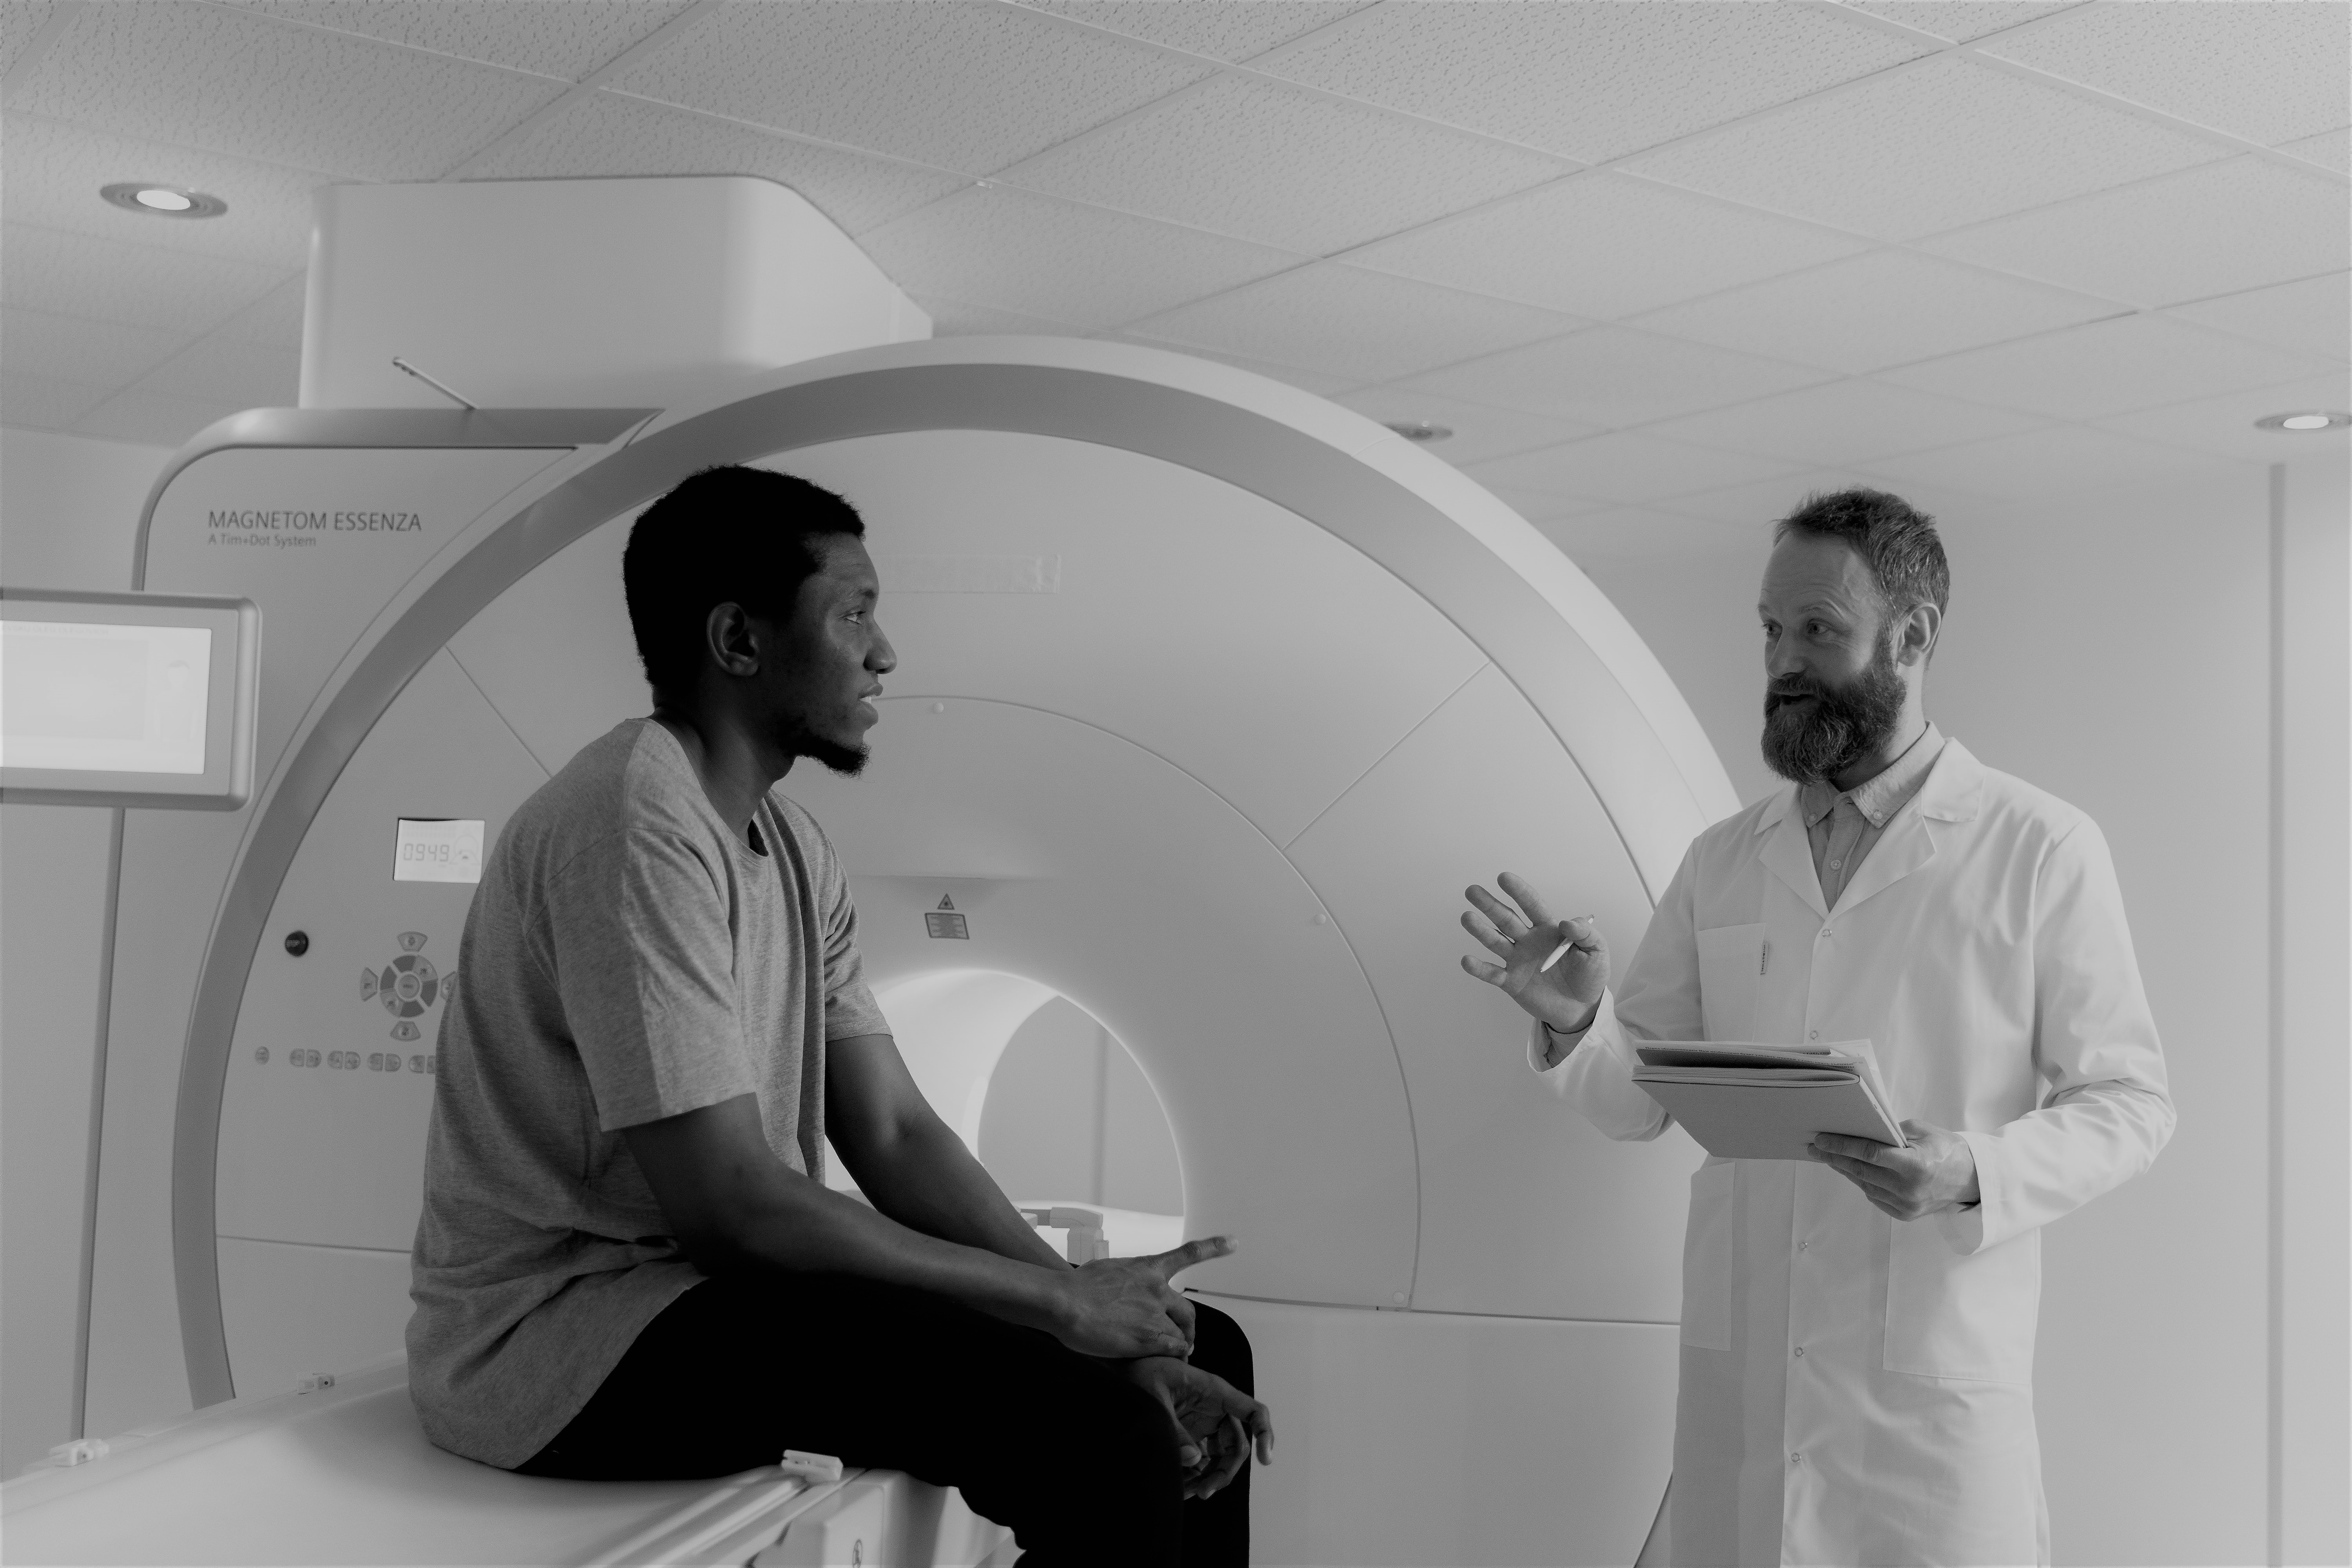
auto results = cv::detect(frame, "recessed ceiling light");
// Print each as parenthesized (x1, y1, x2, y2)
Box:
(1384, 421, 1454, 444)
(100, 182, 227, 219)
(2254, 410, 2349, 432)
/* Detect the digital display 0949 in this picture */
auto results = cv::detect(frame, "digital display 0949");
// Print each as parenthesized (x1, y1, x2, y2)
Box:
(392, 818, 484, 884)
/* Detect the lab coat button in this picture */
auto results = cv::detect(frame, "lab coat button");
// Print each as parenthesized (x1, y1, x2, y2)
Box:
(1793, 1346, 1805, 1357)
(1809, 1030, 1819, 1040)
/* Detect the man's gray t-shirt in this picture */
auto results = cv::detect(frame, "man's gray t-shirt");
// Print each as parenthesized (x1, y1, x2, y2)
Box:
(407, 718, 889, 1468)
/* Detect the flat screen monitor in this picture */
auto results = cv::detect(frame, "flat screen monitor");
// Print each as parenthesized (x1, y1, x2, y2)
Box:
(1, 588, 259, 809)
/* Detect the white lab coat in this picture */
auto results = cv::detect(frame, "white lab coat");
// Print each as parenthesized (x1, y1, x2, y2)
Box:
(1539, 739, 2172, 1568)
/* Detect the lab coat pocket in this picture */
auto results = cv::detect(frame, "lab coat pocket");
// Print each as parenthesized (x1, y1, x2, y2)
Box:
(1884, 1219, 2038, 1383)
(1694, 922, 1767, 1041)
(1681, 1161, 1735, 1351)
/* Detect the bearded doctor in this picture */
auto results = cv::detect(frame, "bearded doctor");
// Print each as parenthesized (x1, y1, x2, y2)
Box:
(1462, 488, 2172, 1568)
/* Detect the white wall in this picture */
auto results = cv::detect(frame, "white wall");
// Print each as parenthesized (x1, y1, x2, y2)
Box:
(0, 428, 172, 1477)
(1561, 459, 2349, 1568)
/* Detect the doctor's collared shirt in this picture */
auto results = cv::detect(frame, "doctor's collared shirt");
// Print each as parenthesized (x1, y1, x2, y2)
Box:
(1798, 723, 1943, 913)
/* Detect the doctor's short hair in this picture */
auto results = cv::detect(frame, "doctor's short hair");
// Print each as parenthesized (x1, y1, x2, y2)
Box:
(1775, 487, 1950, 626)
(622, 465, 867, 699)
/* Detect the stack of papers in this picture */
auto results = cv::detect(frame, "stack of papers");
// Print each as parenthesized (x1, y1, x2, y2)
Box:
(1632, 1040, 1906, 1161)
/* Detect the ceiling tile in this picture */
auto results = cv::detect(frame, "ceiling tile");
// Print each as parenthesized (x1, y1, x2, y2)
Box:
(860, 185, 1302, 330)
(1254, 2, 1929, 162)
(2277, 126, 2350, 174)
(2165, 273, 2350, 365)
(1922, 157, 2351, 309)
(0, 305, 192, 387)
(1859, 422, 2260, 502)
(72, 386, 250, 448)
(1538, 506, 1760, 568)
(1980, 1, 2350, 148)
(228, 1, 693, 81)
(2093, 372, 2352, 465)
(1662, 468, 1994, 528)
(602, 1, 1206, 175)
(1622, 56, 2228, 241)
(464, 90, 969, 235)
(0, 113, 325, 270)
(1021, 1, 1370, 63)
(215, 276, 310, 350)
(1, 0, 58, 78)
(14, 2, 566, 181)
(1, 223, 292, 334)
(1879, 312, 2337, 419)
(1401, 325, 1831, 428)
(0, 370, 111, 433)
(1838, 4, 2078, 45)
(1643, 378, 2041, 468)
(1342, 171, 1869, 321)
(1474, 483, 1608, 526)
(129, 335, 301, 408)
(1633, 249, 2120, 375)
(1123, 263, 1581, 385)
(1330, 388, 1600, 466)
(1000, 75, 1563, 256)
(1090, 334, 1364, 398)
(1463, 432, 1803, 507)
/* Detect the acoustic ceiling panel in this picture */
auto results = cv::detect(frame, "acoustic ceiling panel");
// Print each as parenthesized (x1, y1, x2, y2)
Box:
(209, 276, 309, 352)
(1402, 325, 1829, 428)
(71, 384, 252, 448)
(1096, 333, 1367, 398)
(1251, 0, 1929, 163)
(12, 1, 566, 181)
(2165, 273, 2351, 365)
(227, 0, 692, 82)
(1642, 377, 2042, 469)
(1839, 2, 2078, 45)
(2093, 372, 2352, 465)
(0, 1, 59, 77)
(1341, 171, 1869, 322)
(860, 184, 1302, 329)
(461, 90, 969, 236)
(1633, 249, 2119, 375)
(1978, 1, 2351, 149)
(1462, 431, 1802, 508)
(2278, 127, 2350, 173)
(1539, 506, 1758, 567)
(0, 372, 111, 434)
(1661, 468, 1994, 528)
(914, 293, 1089, 339)
(1021, 0, 1372, 64)
(1622, 55, 2229, 240)
(602, 0, 1207, 174)
(0, 222, 291, 335)
(1922, 157, 2352, 310)
(0, 305, 191, 389)
(1125, 262, 1583, 385)
(1000, 75, 1564, 257)
(0, 114, 322, 270)
(125, 334, 299, 408)
(1858, 421, 2258, 502)
(1330, 388, 1600, 467)
(1879, 312, 2338, 419)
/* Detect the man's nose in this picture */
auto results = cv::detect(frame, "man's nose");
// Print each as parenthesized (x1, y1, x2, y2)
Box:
(868, 628, 898, 674)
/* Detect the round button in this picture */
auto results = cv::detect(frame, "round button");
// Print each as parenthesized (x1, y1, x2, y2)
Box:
(1794, 1347, 1806, 1358)
(283, 931, 309, 956)
(1809, 1030, 1820, 1040)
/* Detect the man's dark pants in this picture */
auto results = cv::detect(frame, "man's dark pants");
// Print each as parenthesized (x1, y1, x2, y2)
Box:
(519, 1274, 1254, 1567)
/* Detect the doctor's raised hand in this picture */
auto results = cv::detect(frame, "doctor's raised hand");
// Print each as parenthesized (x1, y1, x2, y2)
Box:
(1460, 872, 1609, 1050)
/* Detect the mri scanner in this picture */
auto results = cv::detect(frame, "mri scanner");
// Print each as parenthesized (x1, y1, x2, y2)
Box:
(3, 180, 1732, 1566)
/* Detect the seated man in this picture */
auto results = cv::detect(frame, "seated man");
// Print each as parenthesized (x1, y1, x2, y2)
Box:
(408, 465, 1270, 1567)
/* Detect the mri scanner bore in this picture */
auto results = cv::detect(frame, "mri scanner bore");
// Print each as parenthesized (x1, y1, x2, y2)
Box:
(12, 335, 1735, 1567)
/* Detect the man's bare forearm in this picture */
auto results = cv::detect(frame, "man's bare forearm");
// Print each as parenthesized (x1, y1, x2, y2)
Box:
(847, 1113, 1071, 1271)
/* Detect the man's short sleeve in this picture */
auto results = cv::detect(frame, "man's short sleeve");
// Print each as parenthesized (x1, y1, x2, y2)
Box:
(544, 827, 759, 1130)
(813, 827, 889, 1042)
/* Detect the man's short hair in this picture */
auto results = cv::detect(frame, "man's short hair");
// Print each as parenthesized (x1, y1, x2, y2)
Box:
(1774, 487, 1950, 626)
(622, 465, 866, 700)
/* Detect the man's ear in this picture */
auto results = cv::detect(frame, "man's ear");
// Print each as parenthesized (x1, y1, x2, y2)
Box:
(703, 603, 762, 679)
(1897, 601, 1941, 668)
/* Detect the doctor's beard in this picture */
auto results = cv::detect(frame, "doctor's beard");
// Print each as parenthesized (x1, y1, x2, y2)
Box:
(1760, 636, 1907, 785)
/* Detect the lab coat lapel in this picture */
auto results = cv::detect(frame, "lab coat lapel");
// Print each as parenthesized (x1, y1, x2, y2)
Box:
(1828, 738, 1985, 916)
(1756, 789, 1829, 920)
